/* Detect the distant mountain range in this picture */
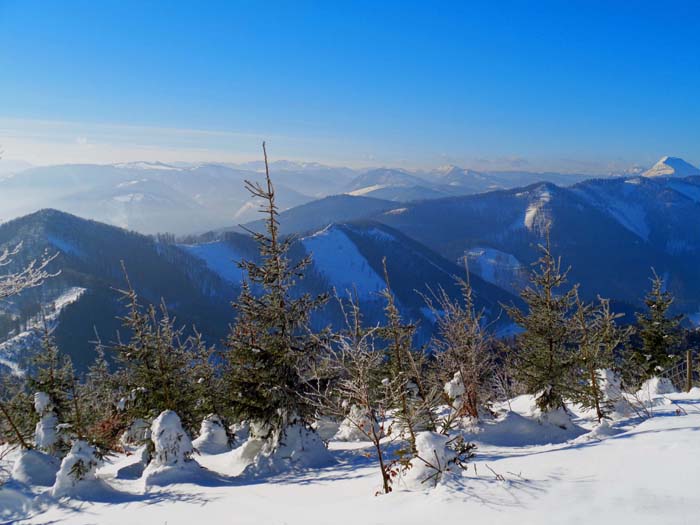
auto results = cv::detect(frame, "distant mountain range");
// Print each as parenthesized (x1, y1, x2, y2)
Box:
(240, 157, 700, 324)
(0, 158, 646, 235)
(0, 210, 517, 373)
(4, 155, 700, 372)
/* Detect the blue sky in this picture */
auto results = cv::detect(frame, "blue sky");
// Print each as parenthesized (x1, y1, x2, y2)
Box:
(1, 0, 699, 171)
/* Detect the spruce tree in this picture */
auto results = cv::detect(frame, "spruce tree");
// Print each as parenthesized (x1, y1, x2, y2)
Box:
(633, 270, 682, 378)
(109, 278, 203, 435)
(224, 143, 328, 438)
(0, 373, 33, 449)
(379, 260, 438, 453)
(571, 294, 631, 421)
(27, 323, 75, 423)
(505, 237, 578, 413)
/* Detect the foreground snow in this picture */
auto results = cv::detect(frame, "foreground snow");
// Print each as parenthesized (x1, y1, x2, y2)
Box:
(3, 389, 700, 524)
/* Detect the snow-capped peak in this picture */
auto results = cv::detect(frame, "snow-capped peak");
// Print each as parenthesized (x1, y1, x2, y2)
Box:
(642, 156, 700, 178)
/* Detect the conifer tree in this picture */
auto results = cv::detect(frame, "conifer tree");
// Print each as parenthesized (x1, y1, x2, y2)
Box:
(0, 373, 33, 449)
(379, 260, 439, 453)
(505, 236, 578, 412)
(110, 277, 202, 435)
(633, 270, 682, 378)
(27, 323, 74, 423)
(571, 294, 631, 421)
(224, 143, 328, 439)
(79, 344, 124, 449)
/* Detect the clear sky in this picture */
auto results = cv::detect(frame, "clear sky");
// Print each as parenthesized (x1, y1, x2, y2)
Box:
(1, 0, 699, 172)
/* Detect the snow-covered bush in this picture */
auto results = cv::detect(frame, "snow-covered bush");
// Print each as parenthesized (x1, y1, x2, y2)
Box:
(444, 372, 466, 412)
(193, 414, 230, 454)
(596, 369, 628, 416)
(51, 440, 101, 498)
(638, 376, 676, 397)
(147, 410, 193, 467)
(120, 418, 151, 446)
(34, 392, 61, 455)
(400, 431, 475, 490)
(243, 423, 331, 475)
(142, 410, 199, 486)
(334, 405, 379, 441)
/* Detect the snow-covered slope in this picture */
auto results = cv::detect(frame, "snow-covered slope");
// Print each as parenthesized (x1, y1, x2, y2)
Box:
(0, 287, 85, 375)
(301, 226, 385, 298)
(4, 386, 700, 525)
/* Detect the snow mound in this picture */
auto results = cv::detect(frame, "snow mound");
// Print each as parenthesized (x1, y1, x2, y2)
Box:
(638, 376, 677, 396)
(334, 406, 379, 441)
(193, 415, 231, 455)
(580, 420, 620, 441)
(142, 410, 201, 486)
(51, 440, 106, 499)
(242, 423, 332, 476)
(10, 449, 59, 486)
(400, 432, 456, 490)
(467, 398, 586, 446)
(627, 377, 677, 414)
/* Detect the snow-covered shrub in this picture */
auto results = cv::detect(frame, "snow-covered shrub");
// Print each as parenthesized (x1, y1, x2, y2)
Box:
(334, 405, 379, 441)
(142, 410, 199, 486)
(597, 369, 628, 416)
(625, 376, 677, 418)
(400, 431, 475, 490)
(34, 392, 61, 455)
(243, 423, 331, 475)
(147, 410, 193, 467)
(193, 414, 230, 454)
(444, 372, 466, 411)
(120, 418, 151, 446)
(638, 376, 676, 397)
(538, 406, 576, 430)
(51, 440, 101, 498)
(10, 449, 59, 486)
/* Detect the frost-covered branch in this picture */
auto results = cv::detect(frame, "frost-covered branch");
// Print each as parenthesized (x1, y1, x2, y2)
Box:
(0, 242, 59, 300)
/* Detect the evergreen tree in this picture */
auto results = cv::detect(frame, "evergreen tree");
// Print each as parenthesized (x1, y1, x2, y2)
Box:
(109, 277, 203, 435)
(0, 373, 33, 449)
(27, 323, 74, 423)
(633, 271, 683, 378)
(224, 143, 328, 439)
(505, 237, 578, 413)
(379, 260, 439, 453)
(571, 294, 631, 421)
(80, 343, 124, 450)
